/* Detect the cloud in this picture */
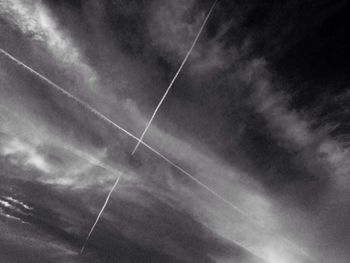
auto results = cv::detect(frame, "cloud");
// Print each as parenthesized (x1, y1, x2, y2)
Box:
(0, 137, 53, 173)
(0, 0, 98, 90)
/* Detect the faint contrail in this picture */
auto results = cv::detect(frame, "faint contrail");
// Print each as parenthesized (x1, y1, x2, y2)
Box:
(0, 48, 314, 261)
(80, 176, 121, 254)
(131, 0, 218, 154)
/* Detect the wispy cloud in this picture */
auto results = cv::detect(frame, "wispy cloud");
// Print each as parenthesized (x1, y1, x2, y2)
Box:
(0, 106, 126, 188)
(1, 137, 52, 173)
(0, 0, 98, 89)
(241, 58, 350, 188)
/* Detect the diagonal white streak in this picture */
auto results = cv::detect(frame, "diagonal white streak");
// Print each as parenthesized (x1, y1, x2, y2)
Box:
(131, 0, 218, 154)
(80, 175, 121, 254)
(0, 48, 315, 261)
(59, 146, 125, 253)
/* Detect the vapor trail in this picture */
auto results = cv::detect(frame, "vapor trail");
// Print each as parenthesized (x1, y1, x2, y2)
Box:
(0, 48, 314, 260)
(131, 0, 218, 154)
(80, 176, 121, 254)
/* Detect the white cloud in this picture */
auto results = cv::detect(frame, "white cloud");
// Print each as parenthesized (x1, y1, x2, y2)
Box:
(1, 137, 52, 173)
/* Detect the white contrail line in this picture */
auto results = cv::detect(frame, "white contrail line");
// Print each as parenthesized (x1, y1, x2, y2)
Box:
(60, 146, 126, 253)
(80, 176, 121, 254)
(0, 48, 141, 143)
(131, 0, 218, 154)
(50, 145, 124, 253)
(56, 146, 123, 253)
(0, 48, 315, 261)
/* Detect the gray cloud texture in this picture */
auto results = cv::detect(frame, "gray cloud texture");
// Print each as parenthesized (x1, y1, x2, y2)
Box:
(0, 0, 349, 262)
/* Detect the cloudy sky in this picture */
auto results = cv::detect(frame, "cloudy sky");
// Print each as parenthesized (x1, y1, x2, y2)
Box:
(0, 0, 349, 262)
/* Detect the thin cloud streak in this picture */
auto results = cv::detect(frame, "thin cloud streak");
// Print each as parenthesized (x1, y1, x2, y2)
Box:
(80, 175, 121, 254)
(131, 0, 218, 154)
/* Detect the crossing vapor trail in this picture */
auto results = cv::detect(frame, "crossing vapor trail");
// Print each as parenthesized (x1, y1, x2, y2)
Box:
(0, 48, 314, 261)
(0, 47, 245, 216)
(131, 0, 219, 154)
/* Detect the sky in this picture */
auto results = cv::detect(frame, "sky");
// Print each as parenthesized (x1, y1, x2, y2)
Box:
(0, 0, 349, 262)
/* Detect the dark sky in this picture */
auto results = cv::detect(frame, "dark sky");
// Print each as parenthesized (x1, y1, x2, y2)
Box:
(0, 0, 349, 262)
